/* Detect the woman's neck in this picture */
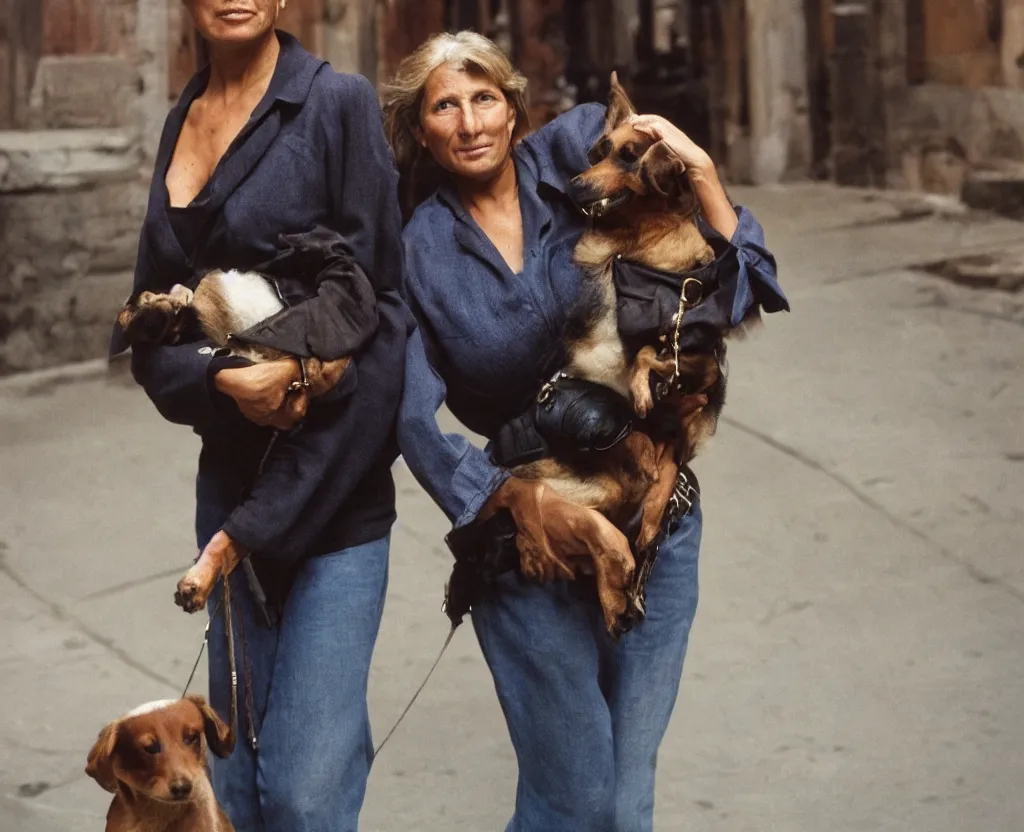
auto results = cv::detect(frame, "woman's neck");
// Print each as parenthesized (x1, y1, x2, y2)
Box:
(204, 32, 280, 107)
(456, 154, 518, 215)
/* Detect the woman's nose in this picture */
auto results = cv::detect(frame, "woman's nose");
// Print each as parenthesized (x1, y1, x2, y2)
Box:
(459, 106, 482, 136)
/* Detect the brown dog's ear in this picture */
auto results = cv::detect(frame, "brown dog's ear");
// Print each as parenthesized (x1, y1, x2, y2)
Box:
(605, 71, 636, 130)
(638, 141, 687, 198)
(186, 695, 235, 759)
(85, 721, 121, 793)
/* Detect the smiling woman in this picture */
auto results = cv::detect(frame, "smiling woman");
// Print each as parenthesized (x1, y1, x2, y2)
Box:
(184, 0, 288, 44)
(115, 0, 409, 830)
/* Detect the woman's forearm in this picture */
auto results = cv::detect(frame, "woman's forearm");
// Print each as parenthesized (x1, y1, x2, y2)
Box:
(689, 162, 739, 241)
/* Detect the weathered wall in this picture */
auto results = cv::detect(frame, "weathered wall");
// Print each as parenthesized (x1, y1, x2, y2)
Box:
(745, 0, 811, 184)
(882, 0, 1024, 195)
(0, 0, 165, 375)
(0, 0, 371, 377)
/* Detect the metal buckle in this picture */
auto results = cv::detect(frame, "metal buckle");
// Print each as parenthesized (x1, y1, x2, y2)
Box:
(536, 370, 568, 405)
(287, 357, 310, 395)
(681, 277, 704, 307)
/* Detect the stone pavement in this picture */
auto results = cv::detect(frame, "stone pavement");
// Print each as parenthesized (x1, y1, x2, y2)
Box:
(1, 183, 1021, 831)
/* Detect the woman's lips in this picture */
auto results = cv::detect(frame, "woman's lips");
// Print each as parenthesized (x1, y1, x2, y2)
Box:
(457, 145, 491, 159)
(217, 8, 256, 22)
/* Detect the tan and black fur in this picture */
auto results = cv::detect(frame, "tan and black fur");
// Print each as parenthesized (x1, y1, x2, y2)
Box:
(509, 75, 734, 628)
(118, 270, 350, 401)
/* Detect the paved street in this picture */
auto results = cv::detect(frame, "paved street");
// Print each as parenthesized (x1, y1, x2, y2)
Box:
(1, 183, 1022, 831)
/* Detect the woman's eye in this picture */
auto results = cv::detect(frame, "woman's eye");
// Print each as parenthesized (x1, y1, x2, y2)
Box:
(143, 740, 161, 755)
(434, 100, 453, 111)
(478, 93, 496, 102)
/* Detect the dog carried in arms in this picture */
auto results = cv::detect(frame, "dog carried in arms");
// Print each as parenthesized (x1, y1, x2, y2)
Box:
(444, 74, 789, 637)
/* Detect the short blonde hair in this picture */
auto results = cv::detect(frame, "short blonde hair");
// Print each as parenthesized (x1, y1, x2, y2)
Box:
(382, 31, 530, 218)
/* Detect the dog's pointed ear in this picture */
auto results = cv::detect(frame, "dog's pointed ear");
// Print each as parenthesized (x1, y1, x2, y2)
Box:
(605, 71, 636, 130)
(639, 141, 686, 198)
(186, 695, 235, 759)
(85, 721, 121, 793)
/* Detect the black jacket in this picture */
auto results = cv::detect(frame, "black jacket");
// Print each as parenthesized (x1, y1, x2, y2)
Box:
(111, 31, 412, 566)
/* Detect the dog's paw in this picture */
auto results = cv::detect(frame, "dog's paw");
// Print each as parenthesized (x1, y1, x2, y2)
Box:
(174, 568, 213, 614)
(630, 379, 654, 418)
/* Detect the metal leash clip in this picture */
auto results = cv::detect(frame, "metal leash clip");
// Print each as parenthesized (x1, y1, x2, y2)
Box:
(286, 357, 310, 395)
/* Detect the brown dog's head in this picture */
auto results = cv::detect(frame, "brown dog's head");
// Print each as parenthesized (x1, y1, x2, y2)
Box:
(85, 696, 234, 801)
(567, 72, 697, 220)
(117, 284, 196, 347)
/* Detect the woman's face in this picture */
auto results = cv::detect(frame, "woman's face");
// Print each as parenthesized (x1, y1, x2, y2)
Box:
(184, 0, 284, 46)
(418, 64, 516, 183)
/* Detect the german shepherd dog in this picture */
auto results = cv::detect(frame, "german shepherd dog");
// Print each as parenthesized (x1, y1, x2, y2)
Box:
(509, 75, 730, 629)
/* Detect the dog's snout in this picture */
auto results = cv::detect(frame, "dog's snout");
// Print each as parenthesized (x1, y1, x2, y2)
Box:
(169, 779, 192, 800)
(567, 174, 594, 203)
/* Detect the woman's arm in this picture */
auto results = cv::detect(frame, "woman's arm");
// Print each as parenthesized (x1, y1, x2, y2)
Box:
(215, 73, 411, 561)
(630, 114, 738, 240)
(397, 313, 509, 528)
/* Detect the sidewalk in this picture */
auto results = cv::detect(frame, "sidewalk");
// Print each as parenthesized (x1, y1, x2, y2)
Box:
(1, 183, 1021, 831)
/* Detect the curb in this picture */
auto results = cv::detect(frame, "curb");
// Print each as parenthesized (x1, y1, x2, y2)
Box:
(0, 353, 130, 392)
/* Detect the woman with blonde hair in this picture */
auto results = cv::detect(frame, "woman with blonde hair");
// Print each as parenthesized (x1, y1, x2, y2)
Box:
(386, 30, 785, 831)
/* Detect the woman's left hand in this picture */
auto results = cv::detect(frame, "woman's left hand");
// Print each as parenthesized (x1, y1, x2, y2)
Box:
(631, 114, 739, 239)
(630, 115, 713, 178)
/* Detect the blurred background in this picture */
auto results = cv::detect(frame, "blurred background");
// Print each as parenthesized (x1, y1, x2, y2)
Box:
(1, 2, 1022, 831)
(2, 0, 1024, 374)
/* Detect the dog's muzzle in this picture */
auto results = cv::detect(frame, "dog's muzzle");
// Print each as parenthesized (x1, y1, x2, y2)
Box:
(575, 190, 633, 219)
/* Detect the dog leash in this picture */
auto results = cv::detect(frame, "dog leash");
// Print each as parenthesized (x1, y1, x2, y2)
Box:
(372, 623, 457, 759)
(181, 577, 257, 752)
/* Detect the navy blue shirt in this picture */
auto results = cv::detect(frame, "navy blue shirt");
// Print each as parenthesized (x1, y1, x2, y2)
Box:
(114, 32, 411, 564)
(397, 103, 786, 528)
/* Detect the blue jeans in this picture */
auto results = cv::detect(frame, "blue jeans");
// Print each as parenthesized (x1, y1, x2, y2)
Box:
(472, 503, 702, 832)
(197, 479, 389, 832)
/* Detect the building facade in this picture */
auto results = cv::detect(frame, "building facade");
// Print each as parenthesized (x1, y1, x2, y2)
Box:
(2, 0, 1022, 374)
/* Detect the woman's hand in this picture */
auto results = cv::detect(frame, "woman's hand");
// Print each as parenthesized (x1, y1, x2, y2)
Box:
(631, 114, 713, 177)
(631, 114, 739, 240)
(214, 359, 308, 430)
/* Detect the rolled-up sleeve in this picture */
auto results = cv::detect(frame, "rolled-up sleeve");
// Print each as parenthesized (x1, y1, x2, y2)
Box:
(725, 206, 789, 324)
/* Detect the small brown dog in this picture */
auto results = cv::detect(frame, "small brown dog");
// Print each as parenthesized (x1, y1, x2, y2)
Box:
(118, 270, 351, 407)
(85, 696, 235, 832)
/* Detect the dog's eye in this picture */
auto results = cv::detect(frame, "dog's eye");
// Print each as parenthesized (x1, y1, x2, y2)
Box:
(587, 138, 612, 165)
(618, 147, 638, 164)
(143, 739, 162, 755)
(185, 731, 201, 746)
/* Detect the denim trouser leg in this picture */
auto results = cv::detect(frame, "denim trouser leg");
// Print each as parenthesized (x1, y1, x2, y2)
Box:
(471, 503, 702, 832)
(198, 477, 390, 832)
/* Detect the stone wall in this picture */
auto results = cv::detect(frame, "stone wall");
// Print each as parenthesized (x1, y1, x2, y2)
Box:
(0, 0, 166, 376)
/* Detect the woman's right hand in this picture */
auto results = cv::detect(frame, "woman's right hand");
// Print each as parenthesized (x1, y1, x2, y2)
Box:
(214, 359, 308, 430)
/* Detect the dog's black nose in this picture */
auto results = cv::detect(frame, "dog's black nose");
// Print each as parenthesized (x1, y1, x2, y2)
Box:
(169, 779, 192, 800)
